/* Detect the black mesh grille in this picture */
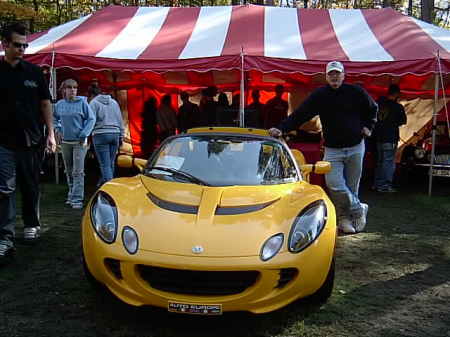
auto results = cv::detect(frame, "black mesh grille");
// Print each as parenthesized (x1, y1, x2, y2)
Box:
(105, 258, 122, 280)
(138, 265, 259, 296)
(276, 268, 298, 288)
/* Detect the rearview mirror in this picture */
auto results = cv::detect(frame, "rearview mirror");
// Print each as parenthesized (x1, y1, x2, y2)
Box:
(117, 155, 147, 173)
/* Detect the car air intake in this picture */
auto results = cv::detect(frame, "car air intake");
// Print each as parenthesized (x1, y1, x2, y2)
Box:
(138, 265, 259, 296)
(276, 268, 298, 288)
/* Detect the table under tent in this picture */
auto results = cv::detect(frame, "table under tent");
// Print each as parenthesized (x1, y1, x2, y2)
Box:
(3, 4, 449, 194)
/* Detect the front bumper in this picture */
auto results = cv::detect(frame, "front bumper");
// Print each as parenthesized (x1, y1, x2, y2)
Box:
(82, 217, 336, 314)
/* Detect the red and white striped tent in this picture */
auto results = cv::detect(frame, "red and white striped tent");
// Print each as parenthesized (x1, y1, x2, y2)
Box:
(2, 5, 449, 159)
(2, 4, 450, 93)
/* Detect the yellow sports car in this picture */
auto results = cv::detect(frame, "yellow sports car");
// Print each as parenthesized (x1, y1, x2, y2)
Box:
(81, 127, 336, 315)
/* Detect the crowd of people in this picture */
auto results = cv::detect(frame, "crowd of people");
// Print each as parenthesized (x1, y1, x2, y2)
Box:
(0, 21, 409, 265)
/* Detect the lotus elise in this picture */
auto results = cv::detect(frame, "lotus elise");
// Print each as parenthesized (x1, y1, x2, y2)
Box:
(81, 127, 337, 315)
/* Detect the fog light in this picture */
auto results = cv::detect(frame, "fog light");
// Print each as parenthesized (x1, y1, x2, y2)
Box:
(122, 226, 139, 254)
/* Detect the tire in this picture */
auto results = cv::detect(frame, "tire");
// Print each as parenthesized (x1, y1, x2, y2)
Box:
(307, 258, 335, 305)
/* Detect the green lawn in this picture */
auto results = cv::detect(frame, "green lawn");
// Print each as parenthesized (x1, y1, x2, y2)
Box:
(0, 175, 449, 337)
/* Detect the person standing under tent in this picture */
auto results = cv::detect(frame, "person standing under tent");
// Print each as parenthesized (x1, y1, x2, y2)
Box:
(178, 91, 200, 132)
(0, 23, 57, 262)
(141, 96, 158, 158)
(264, 84, 289, 129)
(373, 84, 407, 193)
(156, 94, 177, 141)
(89, 86, 124, 185)
(269, 61, 378, 234)
(245, 89, 265, 128)
(54, 78, 95, 209)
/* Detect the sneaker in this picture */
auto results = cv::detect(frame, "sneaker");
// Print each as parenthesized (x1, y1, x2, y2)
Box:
(0, 241, 15, 265)
(65, 199, 72, 205)
(338, 217, 356, 234)
(353, 203, 369, 232)
(71, 202, 83, 209)
(23, 226, 41, 241)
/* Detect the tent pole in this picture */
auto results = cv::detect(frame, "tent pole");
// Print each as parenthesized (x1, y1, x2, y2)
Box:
(428, 61, 439, 196)
(240, 46, 245, 127)
(50, 48, 60, 185)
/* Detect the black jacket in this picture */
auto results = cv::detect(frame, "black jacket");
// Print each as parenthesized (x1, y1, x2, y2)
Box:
(279, 84, 378, 148)
(373, 96, 407, 143)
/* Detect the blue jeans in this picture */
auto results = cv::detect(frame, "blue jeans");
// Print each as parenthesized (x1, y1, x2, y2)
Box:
(0, 145, 42, 243)
(61, 143, 88, 204)
(93, 133, 120, 184)
(374, 142, 397, 189)
(323, 141, 365, 220)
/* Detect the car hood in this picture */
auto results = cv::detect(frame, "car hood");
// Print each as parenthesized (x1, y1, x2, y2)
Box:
(104, 176, 327, 257)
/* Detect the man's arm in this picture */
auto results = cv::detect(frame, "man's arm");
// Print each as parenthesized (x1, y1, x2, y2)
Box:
(41, 99, 56, 153)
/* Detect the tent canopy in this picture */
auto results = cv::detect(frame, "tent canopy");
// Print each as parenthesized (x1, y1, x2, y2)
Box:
(2, 5, 450, 79)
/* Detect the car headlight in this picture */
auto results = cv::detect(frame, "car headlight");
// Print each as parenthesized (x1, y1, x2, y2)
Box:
(414, 148, 426, 159)
(288, 200, 327, 253)
(90, 191, 118, 244)
(122, 226, 139, 254)
(260, 233, 284, 261)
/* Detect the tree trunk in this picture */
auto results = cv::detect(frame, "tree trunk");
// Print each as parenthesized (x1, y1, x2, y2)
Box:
(421, 0, 434, 23)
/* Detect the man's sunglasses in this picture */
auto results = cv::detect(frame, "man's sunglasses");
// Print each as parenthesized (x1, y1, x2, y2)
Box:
(11, 41, 29, 49)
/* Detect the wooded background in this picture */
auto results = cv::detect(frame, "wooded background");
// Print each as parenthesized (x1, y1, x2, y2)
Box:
(0, 0, 447, 36)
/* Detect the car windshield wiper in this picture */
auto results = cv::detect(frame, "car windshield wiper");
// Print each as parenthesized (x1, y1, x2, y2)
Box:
(147, 166, 210, 186)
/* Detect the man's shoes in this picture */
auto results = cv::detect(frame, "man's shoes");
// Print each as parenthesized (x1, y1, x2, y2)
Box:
(23, 226, 41, 242)
(0, 241, 15, 265)
(338, 217, 356, 234)
(71, 202, 83, 209)
(65, 199, 72, 205)
(354, 203, 369, 232)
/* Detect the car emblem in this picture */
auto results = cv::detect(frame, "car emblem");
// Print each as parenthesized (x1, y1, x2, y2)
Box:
(192, 246, 204, 254)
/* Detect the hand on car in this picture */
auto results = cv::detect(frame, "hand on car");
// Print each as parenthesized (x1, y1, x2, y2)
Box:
(268, 128, 282, 138)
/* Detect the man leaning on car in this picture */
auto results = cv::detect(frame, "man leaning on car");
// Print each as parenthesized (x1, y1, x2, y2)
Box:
(0, 22, 56, 265)
(269, 61, 378, 235)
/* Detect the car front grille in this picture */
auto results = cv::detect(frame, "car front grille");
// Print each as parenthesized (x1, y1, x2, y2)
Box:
(138, 265, 259, 296)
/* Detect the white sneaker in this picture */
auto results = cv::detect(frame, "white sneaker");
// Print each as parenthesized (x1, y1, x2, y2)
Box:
(23, 226, 41, 241)
(338, 217, 356, 234)
(354, 203, 368, 232)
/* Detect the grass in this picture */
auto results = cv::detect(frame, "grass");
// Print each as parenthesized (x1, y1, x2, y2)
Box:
(0, 173, 449, 337)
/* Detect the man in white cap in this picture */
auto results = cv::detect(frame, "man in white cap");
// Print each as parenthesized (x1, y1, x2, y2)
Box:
(269, 61, 378, 234)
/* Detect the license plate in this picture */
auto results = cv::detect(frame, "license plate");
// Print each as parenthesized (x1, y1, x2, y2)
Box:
(168, 301, 222, 315)
(432, 169, 450, 177)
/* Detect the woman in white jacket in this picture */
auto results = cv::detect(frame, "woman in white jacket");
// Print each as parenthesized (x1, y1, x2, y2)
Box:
(89, 87, 124, 185)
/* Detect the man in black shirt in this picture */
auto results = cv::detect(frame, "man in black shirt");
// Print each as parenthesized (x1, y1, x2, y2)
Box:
(373, 84, 407, 192)
(178, 91, 200, 132)
(269, 61, 377, 234)
(0, 23, 56, 264)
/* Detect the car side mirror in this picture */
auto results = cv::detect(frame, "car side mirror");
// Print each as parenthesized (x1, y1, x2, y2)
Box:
(300, 161, 331, 175)
(117, 155, 147, 173)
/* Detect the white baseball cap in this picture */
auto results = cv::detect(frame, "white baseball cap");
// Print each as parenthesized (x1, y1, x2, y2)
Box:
(326, 61, 344, 73)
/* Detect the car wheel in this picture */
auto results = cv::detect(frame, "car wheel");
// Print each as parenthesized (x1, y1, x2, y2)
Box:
(307, 258, 335, 305)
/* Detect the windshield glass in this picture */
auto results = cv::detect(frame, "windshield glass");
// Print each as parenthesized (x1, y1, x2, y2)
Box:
(144, 134, 299, 186)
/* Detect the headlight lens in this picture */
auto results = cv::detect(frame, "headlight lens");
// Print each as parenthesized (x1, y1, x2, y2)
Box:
(288, 200, 327, 253)
(90, 191, 118, 244)
(122, 226, 139, 254)
(260, 233, 284, 261)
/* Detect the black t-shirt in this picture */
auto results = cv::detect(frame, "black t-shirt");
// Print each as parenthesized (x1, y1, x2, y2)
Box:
(279, 84, 378, 148)
(0, 58, 51, 149)
(373, 96, 407, 143)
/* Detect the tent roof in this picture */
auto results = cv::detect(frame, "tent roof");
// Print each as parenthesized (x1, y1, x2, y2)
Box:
(2, 5, 450, 75)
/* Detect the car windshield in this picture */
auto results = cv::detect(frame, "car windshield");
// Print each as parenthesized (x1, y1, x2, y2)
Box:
(144, 134, 299, 186)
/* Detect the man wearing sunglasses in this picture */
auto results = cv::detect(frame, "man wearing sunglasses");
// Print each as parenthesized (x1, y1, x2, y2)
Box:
(0, 22, 56, 265)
